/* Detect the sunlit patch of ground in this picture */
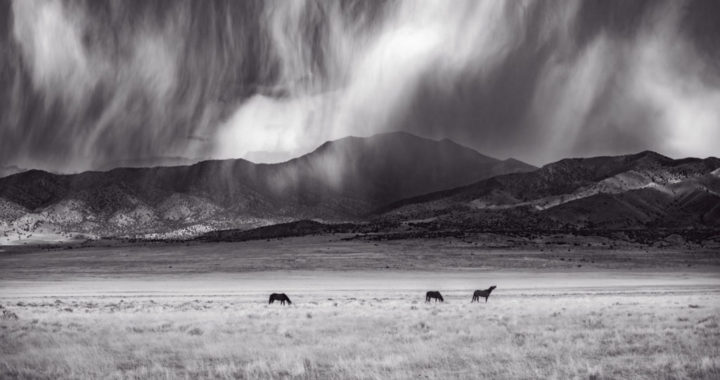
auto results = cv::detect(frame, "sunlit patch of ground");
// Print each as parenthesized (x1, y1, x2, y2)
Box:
(1, 274, 719, 379)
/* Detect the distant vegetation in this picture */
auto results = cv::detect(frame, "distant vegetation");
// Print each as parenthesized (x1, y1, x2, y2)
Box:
(198, 220, 358, 242)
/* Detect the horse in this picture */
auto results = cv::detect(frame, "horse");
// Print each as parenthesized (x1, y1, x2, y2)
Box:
(268, 293, 292, 305)
(425, 291, 444, 303)
(471, 286, 497, 303)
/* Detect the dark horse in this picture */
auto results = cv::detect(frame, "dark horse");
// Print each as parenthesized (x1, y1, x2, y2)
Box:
(425, 291, 444, 303)
(471, 286, 497, 303)
(268, 293, 292, 305)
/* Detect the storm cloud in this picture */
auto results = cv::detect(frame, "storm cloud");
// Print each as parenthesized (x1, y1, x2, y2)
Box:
(1, 0, 719, 172)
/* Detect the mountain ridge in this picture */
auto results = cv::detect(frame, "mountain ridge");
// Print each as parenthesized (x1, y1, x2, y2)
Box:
(3, 133, 717, 244)
(378, 151, 720, 230)
(0, 132, 535, 242)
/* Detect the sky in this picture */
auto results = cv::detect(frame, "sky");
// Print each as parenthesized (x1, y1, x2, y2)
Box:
(1, 0, 719, 173)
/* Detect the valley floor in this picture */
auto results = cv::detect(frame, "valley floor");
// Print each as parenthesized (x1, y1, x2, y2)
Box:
(0, 236, 719, 379)
(1, 234, 719, 278)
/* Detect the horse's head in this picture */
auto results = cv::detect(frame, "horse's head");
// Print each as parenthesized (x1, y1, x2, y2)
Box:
(490, 285, 497, 291)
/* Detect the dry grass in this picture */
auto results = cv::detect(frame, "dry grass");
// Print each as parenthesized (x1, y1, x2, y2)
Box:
(1, 288, 719, 379)
(3, 235, 719, 279)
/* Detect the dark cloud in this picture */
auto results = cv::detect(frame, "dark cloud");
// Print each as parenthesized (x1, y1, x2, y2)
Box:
(0, 0, 718, 172)
(395, 26, 555, 161)
(572, 0, 657, 45)
(679, 0, 720, 76)
(1, 0, 274, 171)
(395, 0, 720, 163)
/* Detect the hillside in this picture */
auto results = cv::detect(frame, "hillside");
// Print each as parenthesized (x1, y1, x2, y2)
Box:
(0, 132, 534, 241)
(379, 151, 720, 231)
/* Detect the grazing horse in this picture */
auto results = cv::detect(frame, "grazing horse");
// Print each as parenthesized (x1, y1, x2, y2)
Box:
(425, 291, 444, 303)
(471, 286, 497, 303)
(268, 293, 292, 305)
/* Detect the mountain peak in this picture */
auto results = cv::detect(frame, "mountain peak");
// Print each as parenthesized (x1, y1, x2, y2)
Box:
(0, 131, 539, 239)
(313, 132, 500, 163)
(628, 150, 672, 163)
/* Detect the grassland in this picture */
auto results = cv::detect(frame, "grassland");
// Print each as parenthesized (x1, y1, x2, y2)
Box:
(1, 275, 719, 379)
(2, 234, 719, 278)
(1, 236, 719, 379)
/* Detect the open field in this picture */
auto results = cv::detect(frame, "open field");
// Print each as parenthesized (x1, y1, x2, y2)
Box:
(1, 234, 719, 279)
(1, 236, 719, 379)
(2, 271, 720, 379)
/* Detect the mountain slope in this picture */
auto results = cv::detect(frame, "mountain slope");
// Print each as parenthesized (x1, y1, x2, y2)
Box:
(380, 151, 720, 230)
(0, 132, 534, 239)
(268, 132, 535, 206)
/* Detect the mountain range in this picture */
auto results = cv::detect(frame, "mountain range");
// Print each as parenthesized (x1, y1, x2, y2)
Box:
(380, 151, 720, 231)
(0, 132, 534, 241)
(2, 132, 718, 244)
